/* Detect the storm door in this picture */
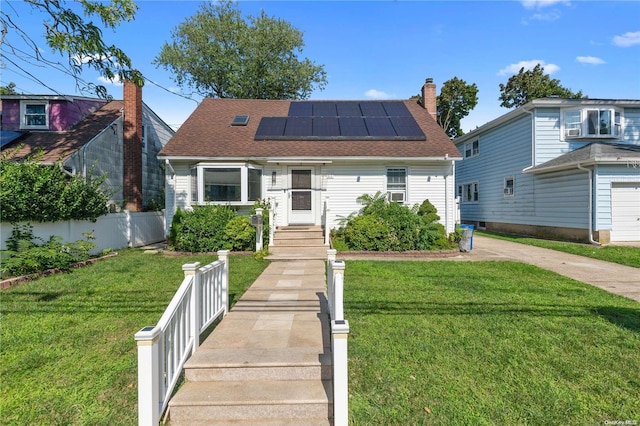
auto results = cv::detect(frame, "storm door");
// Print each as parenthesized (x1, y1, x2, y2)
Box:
(288, 167, 315, 224)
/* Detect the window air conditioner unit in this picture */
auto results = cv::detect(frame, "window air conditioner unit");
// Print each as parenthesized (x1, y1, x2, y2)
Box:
(565, 128, 581, 137)
(388, 191, 405, 202)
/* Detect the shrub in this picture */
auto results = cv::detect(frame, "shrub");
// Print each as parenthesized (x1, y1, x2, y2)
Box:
(0, 226, 96, 278)
(339, 193, 454, 251)
(0, 150, 111, 223)
(171, 205, 237, 252)
(223, 216, 255, 251)
(344, 215, 391, 251)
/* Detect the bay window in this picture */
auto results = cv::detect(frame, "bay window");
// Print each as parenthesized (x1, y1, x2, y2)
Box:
(191, 163, 262, 204)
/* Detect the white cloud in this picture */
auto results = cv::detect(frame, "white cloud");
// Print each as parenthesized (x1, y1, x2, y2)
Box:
(97, 75, 123, 85)
(613, 31, 640, 47)
(529, 11, 561, 21)
(576, 56, 605, 65)
(498, 60, 560, 76)
(364, 89, 394, 100)
(520, 0, 570, 9)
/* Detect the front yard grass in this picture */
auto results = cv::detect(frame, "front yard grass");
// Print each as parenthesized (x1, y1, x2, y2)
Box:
(346, 260, 640, 425)
(477, 230, 640, 268)
(0, 249, 269, 425)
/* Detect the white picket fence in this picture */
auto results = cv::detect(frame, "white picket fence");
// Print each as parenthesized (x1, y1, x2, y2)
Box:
(0, 211, 165, 254)
(327, 249, 350, 425)
(134, 251, 229, 426)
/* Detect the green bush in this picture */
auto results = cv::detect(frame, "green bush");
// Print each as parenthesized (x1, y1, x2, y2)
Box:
(0, 225, 96, 278)
(171, 205, 237, 252)
(338, 193, 455, 252)
(223, 216, 255, 251)
(168, 201, 272, 253)
(344, 215, 391, 251)
(1, 150, 111, 223)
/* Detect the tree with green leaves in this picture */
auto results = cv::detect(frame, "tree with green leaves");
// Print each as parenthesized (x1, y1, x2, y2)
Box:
(499, 64, 583, 109)
(0, 0, 142, 98)
(154, 0, 327, 99)
(436, 77, 478, 138)
(0, 82, 18, 95)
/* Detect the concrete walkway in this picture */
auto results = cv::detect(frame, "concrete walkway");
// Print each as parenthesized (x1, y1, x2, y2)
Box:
(168, 259, 332, 425)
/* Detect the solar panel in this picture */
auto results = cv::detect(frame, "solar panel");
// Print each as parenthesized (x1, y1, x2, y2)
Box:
(336, 102, 362, 117)
(255, 101, 426, 140)
(338, 117, 368, 137)
(312, 102, 338, 117)
(364, 117, 396, 137)
(360, 102, 387, 117)
(255, 117, 287, 139)
(382, 102, 411, 117)
(288, 102, 313, 116)
(390, 116, 425, 139)
(313, 117, 340, 137)
(284, 117, 312, 137)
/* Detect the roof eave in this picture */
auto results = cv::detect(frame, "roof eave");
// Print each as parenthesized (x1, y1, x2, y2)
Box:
(159, 155, 462, 162)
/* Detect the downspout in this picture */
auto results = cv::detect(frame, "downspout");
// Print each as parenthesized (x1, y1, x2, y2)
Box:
(577, 163, 601, 246)
(444, 154, 450, 234)
(59, 163, 76, 176)
(165, 159, 177, 236)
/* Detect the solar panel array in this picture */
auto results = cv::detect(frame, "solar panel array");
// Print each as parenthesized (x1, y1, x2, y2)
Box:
(255, 101, 426, 141)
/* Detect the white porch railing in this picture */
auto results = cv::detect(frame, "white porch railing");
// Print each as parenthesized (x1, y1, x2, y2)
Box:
(268, 197, 276, 247)
(327, 249, 349, 425)
(323, 199, 330, 246)
(134, 250, 230, 426)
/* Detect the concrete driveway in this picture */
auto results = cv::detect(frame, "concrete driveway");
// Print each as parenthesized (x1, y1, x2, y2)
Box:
(460, 235, 640, 302)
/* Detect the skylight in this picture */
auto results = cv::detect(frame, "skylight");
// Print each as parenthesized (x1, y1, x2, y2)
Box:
(231, 115, 250, 126)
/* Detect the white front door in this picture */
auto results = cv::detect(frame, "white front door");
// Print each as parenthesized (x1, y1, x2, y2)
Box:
(288, 167, 315, 224)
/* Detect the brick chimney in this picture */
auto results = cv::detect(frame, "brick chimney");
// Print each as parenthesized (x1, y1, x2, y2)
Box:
(421, 78, 437, 121)
(123, 80, 143, 212)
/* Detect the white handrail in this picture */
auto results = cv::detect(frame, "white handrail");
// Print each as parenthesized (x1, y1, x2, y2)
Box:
(323, 199, 330, 246)
(327, 250, 349, 425)
(134, 250, 229, 425)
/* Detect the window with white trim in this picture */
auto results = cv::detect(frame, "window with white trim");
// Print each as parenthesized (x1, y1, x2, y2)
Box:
(464, 140, 479, 158)
(190, 163, 262, 204)
(386, 168, 407, 202)
(504, 176, 514, 197)
(563, 107, 622, 139)
(20, 100, 49, 129)
(459, 182, 479, 203)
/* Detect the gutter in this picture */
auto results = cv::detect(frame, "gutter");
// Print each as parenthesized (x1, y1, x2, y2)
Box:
(577, 163, 601, 246)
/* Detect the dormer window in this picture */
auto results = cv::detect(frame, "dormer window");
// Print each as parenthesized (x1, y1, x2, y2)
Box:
(20, 100, 49, 129)
(563, 107, 622, 139)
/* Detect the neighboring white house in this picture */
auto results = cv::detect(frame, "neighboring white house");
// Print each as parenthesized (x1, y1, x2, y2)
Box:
(158, 79, 462, 236)
(454, 98, 640, 243)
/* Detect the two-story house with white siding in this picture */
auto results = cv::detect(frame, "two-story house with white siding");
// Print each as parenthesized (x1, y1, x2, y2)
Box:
(158, 79, 461, 236)
(1, 81, 174, 211)
(454, 98, 640, 244)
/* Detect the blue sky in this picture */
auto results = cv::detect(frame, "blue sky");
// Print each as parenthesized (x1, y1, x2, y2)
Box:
(2, 0, 640, 132)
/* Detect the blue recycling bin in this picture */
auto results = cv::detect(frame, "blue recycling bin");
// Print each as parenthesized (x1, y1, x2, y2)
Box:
(459, 224, 475, 252)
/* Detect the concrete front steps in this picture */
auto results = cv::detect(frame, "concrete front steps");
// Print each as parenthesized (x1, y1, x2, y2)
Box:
(267, 226, 329, 260)
(167, 260, 333, 425)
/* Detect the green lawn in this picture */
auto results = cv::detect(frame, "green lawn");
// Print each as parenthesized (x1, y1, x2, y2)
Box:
(346, 260, 640, 425)
(476, 230, 640, 268)
(0, 249, 269, 426)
